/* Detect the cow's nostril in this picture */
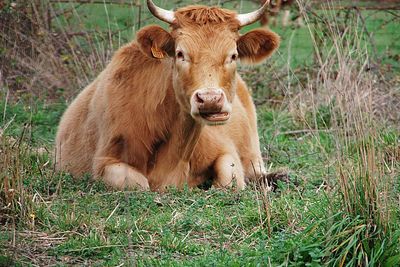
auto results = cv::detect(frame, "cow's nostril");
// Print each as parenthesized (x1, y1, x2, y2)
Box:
(195, 92, 205, 104)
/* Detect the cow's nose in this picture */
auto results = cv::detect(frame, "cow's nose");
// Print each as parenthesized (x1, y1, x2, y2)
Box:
(194, 90, 224, 112)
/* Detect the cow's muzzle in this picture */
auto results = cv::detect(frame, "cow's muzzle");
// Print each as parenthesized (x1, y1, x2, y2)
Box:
(190, 89, 231, 124)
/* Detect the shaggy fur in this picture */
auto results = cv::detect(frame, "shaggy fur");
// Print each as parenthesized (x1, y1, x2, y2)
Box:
(55, 5, 280, 190)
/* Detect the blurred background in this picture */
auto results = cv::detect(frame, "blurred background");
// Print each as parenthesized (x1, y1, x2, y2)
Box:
(0, 0, 398, 97)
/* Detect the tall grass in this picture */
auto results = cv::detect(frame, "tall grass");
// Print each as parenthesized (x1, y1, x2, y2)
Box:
(1, 127, 35, 227)
(0, 1, 121, 99)
(273, 0, 400, 264)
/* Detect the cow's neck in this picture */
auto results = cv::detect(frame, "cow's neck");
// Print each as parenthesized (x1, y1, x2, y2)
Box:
(148, 111, 203, 190)
(175, 112, 203, 162)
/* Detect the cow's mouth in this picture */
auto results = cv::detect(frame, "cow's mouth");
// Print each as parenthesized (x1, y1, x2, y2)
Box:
(199, 111, 230, 122)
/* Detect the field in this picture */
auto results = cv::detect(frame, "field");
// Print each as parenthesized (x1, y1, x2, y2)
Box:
(1, 0, 400, 266)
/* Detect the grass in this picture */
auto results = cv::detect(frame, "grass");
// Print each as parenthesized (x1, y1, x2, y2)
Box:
(1, 100, 398, 266)
(1, 0, 400, 266)
(0, 98, 66, 145)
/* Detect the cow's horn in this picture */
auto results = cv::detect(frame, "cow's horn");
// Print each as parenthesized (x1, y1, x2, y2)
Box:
(237, 0, 270, 27)
(147, 0, 175, 24)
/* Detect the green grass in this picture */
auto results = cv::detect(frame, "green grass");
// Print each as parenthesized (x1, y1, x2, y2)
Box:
(1, 100, 399, 265)
(0, 98, 66, 145)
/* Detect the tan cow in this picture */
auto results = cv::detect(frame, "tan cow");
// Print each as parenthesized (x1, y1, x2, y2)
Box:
(55, 0, 279, 191)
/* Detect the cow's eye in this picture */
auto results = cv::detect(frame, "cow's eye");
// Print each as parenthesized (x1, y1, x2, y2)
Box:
(176, 51, 184, 60)
(231, 54, 238, 61)
(227, 53, 238, 64)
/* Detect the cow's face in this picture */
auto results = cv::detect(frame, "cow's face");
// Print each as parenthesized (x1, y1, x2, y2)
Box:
(137, 3, 279, 125)
(170, 25, 240, 125)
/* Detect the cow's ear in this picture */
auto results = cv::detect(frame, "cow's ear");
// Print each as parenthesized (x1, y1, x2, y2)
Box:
(237, 29, 280, 64)
(136, 25, 175, 59)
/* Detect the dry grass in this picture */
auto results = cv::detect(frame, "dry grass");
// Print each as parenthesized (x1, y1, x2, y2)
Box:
(272, 1, 399, 263)
(0, 1, 115, 99)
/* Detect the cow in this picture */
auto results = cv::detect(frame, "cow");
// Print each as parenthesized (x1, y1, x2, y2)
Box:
(55, 0, 280, 191)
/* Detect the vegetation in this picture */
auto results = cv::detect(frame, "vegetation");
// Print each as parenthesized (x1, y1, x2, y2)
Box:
(1, 0, 399, 266)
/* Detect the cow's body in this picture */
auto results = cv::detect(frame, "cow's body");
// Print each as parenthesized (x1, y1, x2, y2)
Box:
(56, 44, 263, 190)
(56, 44, 179, 188)
(55, 2, 279, 190)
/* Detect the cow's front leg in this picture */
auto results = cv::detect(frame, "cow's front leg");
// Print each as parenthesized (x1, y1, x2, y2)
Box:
(92, 136, 150, 190)
(149, 158, 191, 191)
(102, 162, 150, 190)
(214, 153, 245, 190)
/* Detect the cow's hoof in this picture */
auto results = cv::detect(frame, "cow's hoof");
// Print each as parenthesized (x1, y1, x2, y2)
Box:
(125, 176, 150, 190)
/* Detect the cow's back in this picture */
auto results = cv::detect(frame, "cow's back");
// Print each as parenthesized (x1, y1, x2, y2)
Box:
(55, 79, 99, 176)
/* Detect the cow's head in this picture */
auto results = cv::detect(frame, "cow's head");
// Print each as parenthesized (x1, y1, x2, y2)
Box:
(137, 0, 279, 125)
